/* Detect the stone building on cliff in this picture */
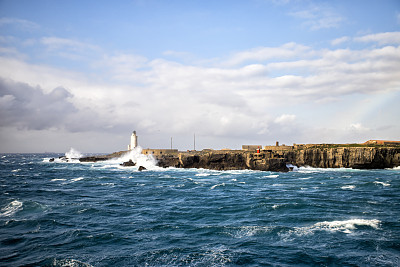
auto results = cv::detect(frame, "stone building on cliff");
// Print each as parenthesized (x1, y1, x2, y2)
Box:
(364, 140, 400, 146)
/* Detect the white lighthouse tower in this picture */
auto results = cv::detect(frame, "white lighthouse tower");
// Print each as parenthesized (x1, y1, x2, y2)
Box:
(128, 131, 138, 150)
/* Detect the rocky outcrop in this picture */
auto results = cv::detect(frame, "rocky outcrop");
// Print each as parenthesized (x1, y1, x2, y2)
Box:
(120, 159, 136, 167)
(138, 166, 147, 171)
(156, 151, 289, 172)
(79, 151, 127, 162)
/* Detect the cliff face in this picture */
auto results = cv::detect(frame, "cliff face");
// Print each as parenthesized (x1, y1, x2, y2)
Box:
(157, 151, 289, 172)
(156, 147, 400, 172)
(285, 147, 400, 169)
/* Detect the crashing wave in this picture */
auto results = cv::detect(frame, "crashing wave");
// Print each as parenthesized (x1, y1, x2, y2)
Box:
(112, 146, 159, 171)
(65, 148, 83, 160)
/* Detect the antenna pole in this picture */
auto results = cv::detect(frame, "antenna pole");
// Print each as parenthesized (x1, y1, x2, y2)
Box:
(194, 133, 196, 151)
(171, 137, 172, 150)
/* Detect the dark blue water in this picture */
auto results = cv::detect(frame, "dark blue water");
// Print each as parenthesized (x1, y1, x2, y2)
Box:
(1, 153, 399, 266)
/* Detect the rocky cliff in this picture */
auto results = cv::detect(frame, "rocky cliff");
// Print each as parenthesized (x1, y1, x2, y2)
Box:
(156, 147, 400, 172)
(156, 150, 290, 172)
(76, 146, 400, 172)
(285, 147, 400, 169)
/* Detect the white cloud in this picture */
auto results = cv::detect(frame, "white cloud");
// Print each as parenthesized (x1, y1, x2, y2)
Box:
(0, 17, 39, 31)
(224, 42, 312, 66)
(1, 31, 400, 151)
(274, 114, 296, 124)
(331, 36, 349, 46)
(350, 123, 368, 131)
(354, 32, 400, 45)
(41, 37, 99, 51)
(40, 37, 101, 61)
(289, 4, 344, 30)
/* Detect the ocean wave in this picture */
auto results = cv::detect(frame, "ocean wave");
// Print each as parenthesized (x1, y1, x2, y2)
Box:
(49, 258, 92, 267)
(374, 181, 390, 187)
(51, 178, 67, 182)
(210, 183, 225, 190)
(265, 174, 279, 178)
(0, 200, 23, 217)
(298, 166, 357, 173)
(70, 177, 84, 183)
(195, 173, 211, 177)
(65, 148, 83, 159)
(341, 185, 356, 190)
(286, 219, 381, 236)
(111, 147, 159, 171)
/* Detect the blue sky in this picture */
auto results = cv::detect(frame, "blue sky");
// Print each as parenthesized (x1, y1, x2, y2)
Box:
(0, 0, 399, 152)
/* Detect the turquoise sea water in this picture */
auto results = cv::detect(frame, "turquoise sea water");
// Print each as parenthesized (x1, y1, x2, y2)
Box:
(1, 152, 399, 266)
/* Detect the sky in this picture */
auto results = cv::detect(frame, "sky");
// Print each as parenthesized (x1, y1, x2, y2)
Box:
(0, 0, 399, 153)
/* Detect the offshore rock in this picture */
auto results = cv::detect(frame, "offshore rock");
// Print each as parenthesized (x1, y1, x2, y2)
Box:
(120, 159, 136, 167)
(138, 166, 146, 171)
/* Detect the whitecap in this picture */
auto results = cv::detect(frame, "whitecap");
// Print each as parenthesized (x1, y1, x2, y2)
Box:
(286, 219, 380, 237)
(71, 177, 84, 182)
(196, 173, 210, 177)
(51, 258, 93, 267)
(341, 185, 355, 190)
(298, 166, 355, 173)
(374, 181, 390, 187)
(312, 219, 380, 232)
(51, 178, 67, 182)
(0, 200, 23, 217)
(265, 174, 279, 178)
(210, 183, 225, 190)
(101, 183, 115, 187)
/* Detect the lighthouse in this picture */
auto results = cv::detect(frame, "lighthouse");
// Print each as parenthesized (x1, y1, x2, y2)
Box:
(128, 131, 138, 150)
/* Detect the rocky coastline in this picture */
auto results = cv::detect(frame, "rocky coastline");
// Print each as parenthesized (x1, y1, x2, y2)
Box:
(77, 145, 400, 172)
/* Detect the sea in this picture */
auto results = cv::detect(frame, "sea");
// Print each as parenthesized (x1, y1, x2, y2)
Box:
(1, 149, 399, 266)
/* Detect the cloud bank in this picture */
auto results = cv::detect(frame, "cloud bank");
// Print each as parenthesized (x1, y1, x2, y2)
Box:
(1, 29, 399, 152)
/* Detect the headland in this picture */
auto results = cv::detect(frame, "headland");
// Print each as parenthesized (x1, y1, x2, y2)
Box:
(78, 139, 400, 172)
